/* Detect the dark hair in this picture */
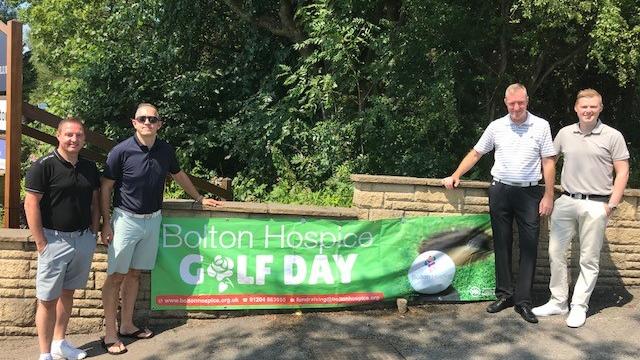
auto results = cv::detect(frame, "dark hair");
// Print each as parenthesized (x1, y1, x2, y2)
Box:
(57, 116, 85, 133)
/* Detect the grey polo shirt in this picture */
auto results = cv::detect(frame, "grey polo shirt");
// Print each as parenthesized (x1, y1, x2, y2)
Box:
(474, 112, 556, 182)
(554, 120, 629, 195)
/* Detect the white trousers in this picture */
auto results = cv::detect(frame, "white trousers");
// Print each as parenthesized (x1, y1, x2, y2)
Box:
(547, 195, 608, 310)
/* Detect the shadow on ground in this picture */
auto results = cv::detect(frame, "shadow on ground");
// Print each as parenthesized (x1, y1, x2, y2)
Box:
(64, 285, 639, 360)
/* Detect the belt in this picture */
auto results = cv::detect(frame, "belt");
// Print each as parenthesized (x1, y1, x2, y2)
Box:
(562, 192, 609, 202)
(116, 207, 162, 219)
(493, 178, 539, 187)
(44, 228, 90, 237)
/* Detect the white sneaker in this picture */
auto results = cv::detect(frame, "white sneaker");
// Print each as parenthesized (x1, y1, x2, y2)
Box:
(532, 301, 569, 317)
(51, 339, 87, 360)
(566, 306, 587, 328)
(39, 354, 53, 360)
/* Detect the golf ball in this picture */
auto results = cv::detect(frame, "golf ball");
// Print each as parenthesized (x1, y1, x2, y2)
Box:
(408, 250, 456, 294)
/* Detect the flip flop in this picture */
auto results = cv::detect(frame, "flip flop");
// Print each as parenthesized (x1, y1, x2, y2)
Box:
(101, 339, 128, 355)
(118, 327, 154, 339)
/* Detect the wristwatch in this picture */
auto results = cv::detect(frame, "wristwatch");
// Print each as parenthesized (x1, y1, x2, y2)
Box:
(607, 203, 618, 211)
(195, 195, 204, 203)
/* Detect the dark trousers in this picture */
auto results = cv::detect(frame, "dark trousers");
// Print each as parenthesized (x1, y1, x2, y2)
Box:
(488, 181, 542, 306)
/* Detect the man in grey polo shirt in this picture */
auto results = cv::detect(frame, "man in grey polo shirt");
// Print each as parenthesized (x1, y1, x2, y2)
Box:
(443, 83, 556, 323)
(533, 89, 629, 328)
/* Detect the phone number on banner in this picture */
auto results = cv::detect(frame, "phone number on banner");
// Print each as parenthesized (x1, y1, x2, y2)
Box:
(155, 293, 384, 307)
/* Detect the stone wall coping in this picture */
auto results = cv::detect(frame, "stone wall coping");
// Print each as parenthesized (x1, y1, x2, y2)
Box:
(0, 228, 31, 242)
(351, 174, 640, 196)
(0, 202, 357, 242)
(351, 174, 488, 188)
(154, 200, 358, 218)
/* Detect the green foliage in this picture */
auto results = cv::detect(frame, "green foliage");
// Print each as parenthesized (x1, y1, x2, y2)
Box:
(163, 179, 188, 200)
(233, 164, 353, 207)
(0, 1, 17, 22)
(17, 0, 640, 203)
(588, 1, 640, 85)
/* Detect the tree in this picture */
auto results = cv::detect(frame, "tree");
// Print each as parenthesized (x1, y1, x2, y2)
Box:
(18, 0, 640, 203)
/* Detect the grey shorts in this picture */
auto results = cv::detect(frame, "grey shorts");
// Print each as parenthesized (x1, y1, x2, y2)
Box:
(107, 208, 162, 275)
(36, 228, 97, 301)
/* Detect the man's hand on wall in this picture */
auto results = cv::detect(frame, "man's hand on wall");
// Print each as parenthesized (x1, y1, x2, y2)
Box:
(443, 176, 460, 190)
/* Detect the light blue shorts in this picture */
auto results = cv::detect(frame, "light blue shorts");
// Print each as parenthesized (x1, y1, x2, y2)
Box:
(36, 228, 97, 301)
(107, 208, 162, 275)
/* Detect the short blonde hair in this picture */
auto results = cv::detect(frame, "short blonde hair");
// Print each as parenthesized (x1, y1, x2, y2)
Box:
(505, 83, 528, 97)
(575, 88, 603, 106)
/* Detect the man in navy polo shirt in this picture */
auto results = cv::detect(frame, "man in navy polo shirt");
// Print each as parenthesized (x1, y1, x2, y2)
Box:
(25, 117, 100, 360)
(100, 103, 222, 354)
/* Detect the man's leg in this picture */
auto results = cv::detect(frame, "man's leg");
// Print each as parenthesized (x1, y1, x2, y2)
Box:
(35, 230, 69, 357)
(102, 209, 140, 351)
(119, 269, 143, 334)
(566, 199, 608, 328)
(548, 196, 577, 306)
(49, 230, 96, 358)
(36, 299, 57, 354)
(489, 182, 515, 300)
(117, 215, 161, 336)
(50, 288, 89, 359)
(512, 186, 541, 306)
(102, 273, 126, 352)
(572, 200, 608, 309)
(56, 229, 97, 336)
(52, 289, 74, 339)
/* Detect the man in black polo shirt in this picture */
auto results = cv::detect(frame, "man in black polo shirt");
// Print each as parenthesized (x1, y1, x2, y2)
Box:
(25, 117, 100, 360)
(100, 103, 222, 354)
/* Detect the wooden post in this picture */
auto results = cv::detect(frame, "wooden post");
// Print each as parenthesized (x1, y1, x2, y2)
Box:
(3, 20, 22, 228)
(219, 178, 232, 191)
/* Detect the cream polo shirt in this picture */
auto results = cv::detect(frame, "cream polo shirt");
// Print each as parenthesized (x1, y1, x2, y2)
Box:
(474, 112, 556, 182)
(554, 120, 629, 195)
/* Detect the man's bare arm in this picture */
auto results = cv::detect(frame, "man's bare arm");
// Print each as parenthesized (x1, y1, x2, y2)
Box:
(442, 149, 484, 189)
(90, 189, 100, 234)
(100, 177, 116, 245)
(539, 156, 556, 216)
(171, 171, 223, 207)
(606, 159, 630, 216)
(24, 192, 47, 252)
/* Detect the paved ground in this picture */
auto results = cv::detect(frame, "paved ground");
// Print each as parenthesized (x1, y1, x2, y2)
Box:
(2, 288, 639, 360)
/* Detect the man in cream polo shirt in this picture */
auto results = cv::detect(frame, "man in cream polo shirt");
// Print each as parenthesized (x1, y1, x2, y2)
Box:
(443, 83, 556, 323)
(533, 89, 629, 328)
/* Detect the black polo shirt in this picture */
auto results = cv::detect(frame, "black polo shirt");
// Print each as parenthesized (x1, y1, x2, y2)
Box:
(103, 135, 180, 214)
(25, 150, 100, 232)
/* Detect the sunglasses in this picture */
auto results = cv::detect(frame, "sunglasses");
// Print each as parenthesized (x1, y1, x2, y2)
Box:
(134, 116, 161, 124)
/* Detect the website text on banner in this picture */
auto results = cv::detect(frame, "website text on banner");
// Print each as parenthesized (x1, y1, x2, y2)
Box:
(151, 215, 496, 310)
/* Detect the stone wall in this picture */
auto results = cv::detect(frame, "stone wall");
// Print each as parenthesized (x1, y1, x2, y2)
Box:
(2, 175, 639, 335)
(0, 201, 358, 336)
(352, 174, 640, 289)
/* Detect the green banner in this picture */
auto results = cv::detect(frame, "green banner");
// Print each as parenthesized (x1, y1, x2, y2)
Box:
(151, 215, 496, 310)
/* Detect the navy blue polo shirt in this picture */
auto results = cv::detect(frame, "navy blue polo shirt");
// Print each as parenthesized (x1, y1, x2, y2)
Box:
(103, 135, 181, 214)
(25, 150, 100, 231)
